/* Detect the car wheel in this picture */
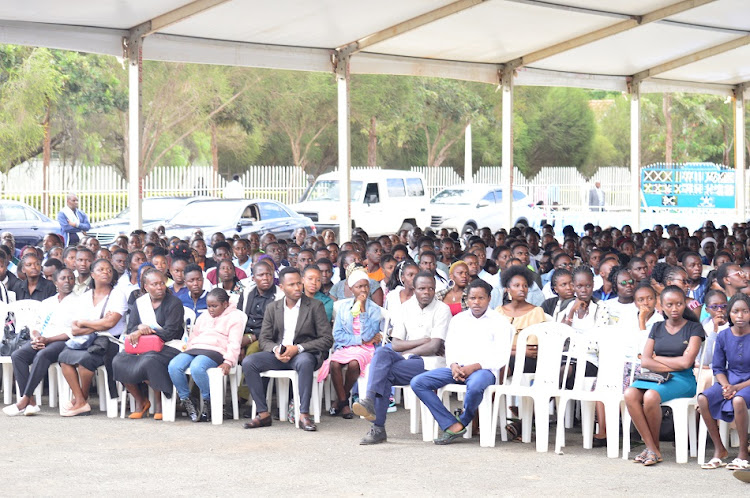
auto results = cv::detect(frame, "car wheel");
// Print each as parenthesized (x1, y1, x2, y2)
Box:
(462, 222, 477, 235)
(516, 218, 528, 227)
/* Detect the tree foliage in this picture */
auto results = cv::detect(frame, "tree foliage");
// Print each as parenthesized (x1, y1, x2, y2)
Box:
(0, 44, 745, 180)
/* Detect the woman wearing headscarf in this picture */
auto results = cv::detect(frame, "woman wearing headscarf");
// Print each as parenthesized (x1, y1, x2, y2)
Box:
(317, 268, 382, 418)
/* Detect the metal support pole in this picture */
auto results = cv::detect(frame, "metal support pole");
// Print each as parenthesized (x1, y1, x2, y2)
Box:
(464, 123, 473, 184)
(630, 81, 641, 230)
(336, 53, 352, 242)
(500, 68, 514, 230)
(735, 85, 746, 221)
(125, 35, 143, 231)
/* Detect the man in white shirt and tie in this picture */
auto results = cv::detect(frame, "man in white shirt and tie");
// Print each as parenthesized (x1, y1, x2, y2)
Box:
(411, 279, 514, 444)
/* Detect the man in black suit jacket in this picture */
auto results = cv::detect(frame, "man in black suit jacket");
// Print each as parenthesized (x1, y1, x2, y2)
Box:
(242, 267, 333, 431)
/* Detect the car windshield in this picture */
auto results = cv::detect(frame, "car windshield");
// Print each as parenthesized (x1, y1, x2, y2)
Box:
(169, 201, 239, 226)
(303, 180, 363, 202)
(430, 189, 472, 205)
(116, 198, 194, 222)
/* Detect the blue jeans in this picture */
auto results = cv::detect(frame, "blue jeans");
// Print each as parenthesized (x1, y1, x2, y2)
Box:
(411, 367, 495, 431)
(168, 353, 220, 400)
(366, 345, 426, 427)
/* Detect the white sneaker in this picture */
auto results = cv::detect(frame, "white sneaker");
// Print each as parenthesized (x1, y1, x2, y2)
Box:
(2, 404, 24, 417)
(23, 404, 41, 416)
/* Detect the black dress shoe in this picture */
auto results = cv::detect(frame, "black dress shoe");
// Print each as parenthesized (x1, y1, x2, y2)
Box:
(243, 415, 272, 429)
(298, 414, 317, 431)
(592, 437, 607, 448)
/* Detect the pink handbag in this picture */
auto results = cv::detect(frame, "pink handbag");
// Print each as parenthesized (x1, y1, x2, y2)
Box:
(124, 335, 164, 354)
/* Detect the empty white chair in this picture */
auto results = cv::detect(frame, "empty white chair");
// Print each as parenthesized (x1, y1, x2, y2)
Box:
(484, 322, 574, 451)
(555, 328, 627, 458)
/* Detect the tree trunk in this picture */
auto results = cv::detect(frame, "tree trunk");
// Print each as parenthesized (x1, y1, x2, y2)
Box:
(42, 105, 51, 215)
(367, 116, 377, 167)
(663, 93, 673, 164)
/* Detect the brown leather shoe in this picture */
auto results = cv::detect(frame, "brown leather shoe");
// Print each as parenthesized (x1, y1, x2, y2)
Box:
(243, 415, 272, 429)
(298, 414, 317, 432)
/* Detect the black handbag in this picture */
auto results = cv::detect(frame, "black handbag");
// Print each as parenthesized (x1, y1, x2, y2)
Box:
(634, 371, 672, 384)
(0, 320, 30, 356)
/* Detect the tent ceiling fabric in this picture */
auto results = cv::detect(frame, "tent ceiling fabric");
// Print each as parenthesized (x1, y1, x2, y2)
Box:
(0, 0, 749, 94)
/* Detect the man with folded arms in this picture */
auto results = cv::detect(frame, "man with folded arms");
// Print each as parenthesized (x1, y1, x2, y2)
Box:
(242, 267, 333, 431)
(353, 271, 451, 444)
(411, 279, 513, 445)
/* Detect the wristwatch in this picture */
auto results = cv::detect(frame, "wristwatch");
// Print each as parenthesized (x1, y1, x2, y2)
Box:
(297, 344, 305, 354)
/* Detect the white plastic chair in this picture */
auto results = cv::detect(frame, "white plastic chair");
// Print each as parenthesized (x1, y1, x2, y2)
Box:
(161, 364, 242, 424)
(554, 328, 627, 458)
(56, 364, 120, 417)
(2, 300, 42, 405)
(484, 322, 574, 451)
(621, 343, 707, 463)
(251, 369, 323, 426)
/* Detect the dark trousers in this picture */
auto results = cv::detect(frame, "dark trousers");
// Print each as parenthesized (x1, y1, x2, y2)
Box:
(366, 345, 426, 427)
(243, 351, 316, 414)
(11, 341, 66, 398)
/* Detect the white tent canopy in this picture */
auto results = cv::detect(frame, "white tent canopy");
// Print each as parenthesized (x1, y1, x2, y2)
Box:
(1, 0, 749, 235)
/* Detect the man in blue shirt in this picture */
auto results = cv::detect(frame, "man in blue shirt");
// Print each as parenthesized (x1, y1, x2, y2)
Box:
(57, 193, 90, 246)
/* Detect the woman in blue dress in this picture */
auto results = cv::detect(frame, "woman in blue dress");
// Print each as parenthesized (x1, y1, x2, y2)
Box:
(624, 285, 704, 466)
(698, 293, 750, 470)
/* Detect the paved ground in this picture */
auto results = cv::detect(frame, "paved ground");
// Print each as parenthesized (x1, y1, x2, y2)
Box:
(1, 397, 748, 497)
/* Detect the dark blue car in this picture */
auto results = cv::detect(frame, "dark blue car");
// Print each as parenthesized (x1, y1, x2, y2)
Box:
(0, 200, 62, 248)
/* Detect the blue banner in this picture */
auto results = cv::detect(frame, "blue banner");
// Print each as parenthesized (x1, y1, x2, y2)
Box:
(641, 163, 735, 209)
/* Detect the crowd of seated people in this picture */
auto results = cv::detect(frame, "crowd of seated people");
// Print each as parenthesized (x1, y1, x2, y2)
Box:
(3, 219, 750, 470)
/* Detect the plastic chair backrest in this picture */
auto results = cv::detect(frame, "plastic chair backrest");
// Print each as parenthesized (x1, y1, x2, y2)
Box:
(570, 326, 627, 394)
(510, 322, 573, 387)
(8, 299, 42, 331)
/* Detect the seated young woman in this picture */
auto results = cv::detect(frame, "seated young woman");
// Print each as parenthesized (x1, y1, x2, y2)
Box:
(168, 288, 247, 422)
(436, 260, 470, 316)
(57, 259, 128, 417)
(624, 285, 704, 466)
(3, 268, 77, 416)
(317, 268, 382, 419)
(698, 293, 750, 470)
(113, 269, 185, 420)
(541, 268, 574, 320)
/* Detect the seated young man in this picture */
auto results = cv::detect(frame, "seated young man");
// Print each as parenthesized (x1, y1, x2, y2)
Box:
(242, 267, 333, 432)
(411, 279, 513, 445)
(353, 271, 451, 444)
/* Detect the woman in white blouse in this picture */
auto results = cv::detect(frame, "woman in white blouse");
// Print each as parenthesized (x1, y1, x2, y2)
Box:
(58, 259, 128, 417)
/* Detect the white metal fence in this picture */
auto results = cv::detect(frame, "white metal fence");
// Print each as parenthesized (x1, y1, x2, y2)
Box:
(0, 160, 733, 223)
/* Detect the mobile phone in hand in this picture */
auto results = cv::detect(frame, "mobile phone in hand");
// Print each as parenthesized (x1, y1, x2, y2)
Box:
(279, 345, 287, 355)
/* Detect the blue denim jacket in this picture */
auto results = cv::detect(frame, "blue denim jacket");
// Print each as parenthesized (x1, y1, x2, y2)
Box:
(332, 298, 382, 349)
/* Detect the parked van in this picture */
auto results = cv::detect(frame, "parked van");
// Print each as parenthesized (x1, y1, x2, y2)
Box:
(291, 169, 430, 236)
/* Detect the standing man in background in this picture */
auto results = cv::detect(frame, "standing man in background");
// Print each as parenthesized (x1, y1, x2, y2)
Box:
(224, 174, 244, 199)
(588, 181, 605, 212)
(57, 193, 90, 246)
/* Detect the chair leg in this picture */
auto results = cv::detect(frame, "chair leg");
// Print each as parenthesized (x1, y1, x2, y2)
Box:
(421, 401, 436, 442)
(533, 397, 551, 453)
(277, 378, 289, 422)
(48, 364, 58, 408)
(291, 378, 301, 429)
(2, 363, 13, 404)
(580, 400, 595, 449)
(564, 398, 575, 429)
(96, 368, 106, 412)
(478, 391, 494, 448)
(621, 402, 631, 460)
(554, 396, 568, 454)
(409, 395, 420, 434)
(231, 370, 240, 420)
(311, 380, 321, 424)
(496, 394, 508, 443)
(161, 389, 177, 422)
(688, 405, 698, 458)
(672, 404, 689, 464)
(698, 417, 708, 465)
(604, 401, 620, 459)
(208, 368, 224, 425)
(520, 397, 533, 443)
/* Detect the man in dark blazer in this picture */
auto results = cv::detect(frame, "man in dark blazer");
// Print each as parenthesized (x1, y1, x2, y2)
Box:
(242, 266, 333, 431)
